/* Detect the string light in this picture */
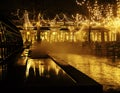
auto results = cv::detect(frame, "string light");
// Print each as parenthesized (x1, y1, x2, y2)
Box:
(21, 0, 120, 43)
(76, 0, 86, 6)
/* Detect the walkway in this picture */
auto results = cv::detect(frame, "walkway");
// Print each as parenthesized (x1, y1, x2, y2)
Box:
(29, 41, 120, 93)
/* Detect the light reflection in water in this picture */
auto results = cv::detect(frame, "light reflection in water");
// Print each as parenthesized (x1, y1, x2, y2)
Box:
(25, 58, 65, 78)
(50, 53, 120, 91)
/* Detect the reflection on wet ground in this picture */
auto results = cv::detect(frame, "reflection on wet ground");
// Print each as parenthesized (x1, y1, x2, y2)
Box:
(50, 53, 120, 92)
(24, 58, 76, 87)
(0, 50, 103, 93)
(1, 41, 120, 93)
(19, 41, 120, 93)
(0, 53, 76, 89)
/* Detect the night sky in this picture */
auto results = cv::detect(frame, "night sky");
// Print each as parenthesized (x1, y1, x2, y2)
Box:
(0, 0, 117, 17)
(0, 0, 78, 13)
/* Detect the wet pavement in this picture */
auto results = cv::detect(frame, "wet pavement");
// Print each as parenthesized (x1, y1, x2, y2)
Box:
(0, 51, 76, 88)
(43, 43, 120, 93)
(50, 54, 120, 92)
(0, 43, 103, 93)
(1, 41, 120, 93)
(28, 41, 120, 93)
(19, 58, 76, 87)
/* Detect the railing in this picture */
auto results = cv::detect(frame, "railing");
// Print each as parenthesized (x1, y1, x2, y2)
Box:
(0, 15, 23, 64)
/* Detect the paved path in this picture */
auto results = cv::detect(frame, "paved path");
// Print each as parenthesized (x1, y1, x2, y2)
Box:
(29, 41, 120, 93)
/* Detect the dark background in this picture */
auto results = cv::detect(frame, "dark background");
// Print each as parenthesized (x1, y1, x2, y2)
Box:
(0, 0, 117, 18)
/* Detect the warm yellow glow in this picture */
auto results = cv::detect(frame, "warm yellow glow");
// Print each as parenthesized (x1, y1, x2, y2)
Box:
(26, 59, 36, 78)
(50, 53, 120, 91)
(25, 58, 65, 78)
(68, 26, 74, 31)
(20, 0, 120, 43)
(23, 10, 33, 30)
(27, 31, 30, 35)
